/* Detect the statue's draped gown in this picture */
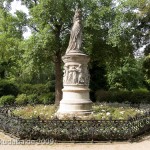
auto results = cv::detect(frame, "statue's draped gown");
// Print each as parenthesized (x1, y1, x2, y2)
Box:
(66, 10, 82, 54)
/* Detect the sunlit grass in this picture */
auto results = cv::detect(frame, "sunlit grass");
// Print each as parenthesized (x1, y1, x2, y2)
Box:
(13, 104, 146, 120)
(13, 104, 57, 120)
(91, 104, 144, 120)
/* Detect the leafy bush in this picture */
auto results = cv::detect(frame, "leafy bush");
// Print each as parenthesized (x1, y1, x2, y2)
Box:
(96, 90, 150, 104)
(32, 84, 50, 94)
(89, 63, 108, 102)
(131, 91, 150, 104)
(106, 56, 144, 91)
(18, 83, 55, 105)
(27, 94, 39, 104)
(45, 81, 55, 92)
(39, 93, 55, 104)
(15, 93, 55, 105)
(15, 94, 28, 105)
(0, 80, 19, 97)
(0, 95, 15, 106)
(143, 55, 150, 90)
(132, 88, 149, 93)
(19, 84, 32, 95)
(20, 84, 50, 95)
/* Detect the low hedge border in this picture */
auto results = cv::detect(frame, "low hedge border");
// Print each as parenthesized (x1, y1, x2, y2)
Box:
(0, 106, 149, 142)
(96, 90, 150, 104)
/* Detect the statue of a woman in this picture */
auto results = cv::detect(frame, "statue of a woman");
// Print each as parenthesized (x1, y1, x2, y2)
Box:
(66, 8, 82, 54)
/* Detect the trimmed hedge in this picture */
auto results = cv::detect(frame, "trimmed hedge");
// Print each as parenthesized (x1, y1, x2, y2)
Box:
(15, 94, 28, 105)
(0, 80, 19, 97)
(46, 81, 55, 92)
(27, 94, 39, 104)
(15, 93, 55, 105)
(19, 82, 55, 95)
(39, 93, 55, 104)
(16, 83, 55, 105)
(0, 95, 15, 106)
(19, 84, 49, 95)
(0, 80, 55, 105)
(96, 90, 150, 104)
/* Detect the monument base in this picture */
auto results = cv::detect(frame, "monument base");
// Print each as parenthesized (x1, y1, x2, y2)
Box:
(56, 52, 93, 117)
(56, 85, 92, 117)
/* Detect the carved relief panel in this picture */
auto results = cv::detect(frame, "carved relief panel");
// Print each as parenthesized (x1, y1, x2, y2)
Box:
(63, 64, 90, 85)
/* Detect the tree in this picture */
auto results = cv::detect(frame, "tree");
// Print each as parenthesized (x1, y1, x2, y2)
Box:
(143, 55, 150, 90)
(89, 61, 108, 102)
(144, 44, 150, 56)
(107, 0, 150, 53)
(106, 56, 145, 91)
(18, 36, 55, 84)
(0, 6, 27, 80)
(16, 0, 119, 104)
(3, 0, 149, 103)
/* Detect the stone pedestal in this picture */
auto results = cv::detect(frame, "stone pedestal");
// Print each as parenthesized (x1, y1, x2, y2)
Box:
(57, 53, 92, 116)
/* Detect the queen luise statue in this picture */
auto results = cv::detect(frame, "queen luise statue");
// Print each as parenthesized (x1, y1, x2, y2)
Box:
(57, 8, 92, 116)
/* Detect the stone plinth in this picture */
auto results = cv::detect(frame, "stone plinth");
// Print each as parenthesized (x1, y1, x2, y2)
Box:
(57, 53, 92, 116)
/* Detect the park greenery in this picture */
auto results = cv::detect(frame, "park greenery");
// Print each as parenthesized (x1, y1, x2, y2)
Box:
(12, 103, 148, 120)
(0, 0, 150, 105)
(0, 104, 149, 141)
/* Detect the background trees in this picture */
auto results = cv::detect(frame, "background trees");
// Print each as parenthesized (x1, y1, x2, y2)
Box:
(106, 56, 145, 91)
(0, 5, 27, 80)
(18, 0, 119, 104)
(0, 0, 149, 104)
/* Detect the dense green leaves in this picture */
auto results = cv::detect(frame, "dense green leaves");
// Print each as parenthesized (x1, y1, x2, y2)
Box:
(107, 56, 145, 90)
(0, 6, 27, 79)
(0, 0, 150, 104)
(143, 55, 150, 90)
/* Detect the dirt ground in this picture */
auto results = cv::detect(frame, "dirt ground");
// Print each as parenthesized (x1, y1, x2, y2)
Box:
(0, 131, 149, 150)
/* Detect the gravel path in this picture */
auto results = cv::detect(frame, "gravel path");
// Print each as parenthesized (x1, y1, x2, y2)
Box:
(0, 131, 149, 150)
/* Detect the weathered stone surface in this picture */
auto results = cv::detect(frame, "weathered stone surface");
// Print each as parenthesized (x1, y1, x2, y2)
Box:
(62, 54, 90, 86)
(65, 9, 83, 54)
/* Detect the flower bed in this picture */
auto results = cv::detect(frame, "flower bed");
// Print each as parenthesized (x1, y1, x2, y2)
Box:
(12, 103, 149, 120)
(0, 104, 149, 142)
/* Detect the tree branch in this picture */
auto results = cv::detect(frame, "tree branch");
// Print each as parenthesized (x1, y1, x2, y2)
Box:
(30, 25, 39, 32)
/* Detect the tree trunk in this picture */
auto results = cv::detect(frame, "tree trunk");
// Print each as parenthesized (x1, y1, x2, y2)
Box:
(54, 53, 63, 105)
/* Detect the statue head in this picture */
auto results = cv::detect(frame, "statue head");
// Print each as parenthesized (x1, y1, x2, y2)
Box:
(73, 8, 82, 23)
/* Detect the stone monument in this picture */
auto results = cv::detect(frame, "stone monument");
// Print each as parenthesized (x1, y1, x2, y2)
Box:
(57, 8, 92, 116)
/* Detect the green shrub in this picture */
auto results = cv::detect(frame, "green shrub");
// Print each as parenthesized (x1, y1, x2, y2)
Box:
(95, 90, 111, 102)
(45, 81, 55, 92)
(15, 94, 40, 105)
(19, 84, 32, 95)
(143, 55, 150, 90)
(108, 91, 131, 103)
(0, 80, 19, 97)
(32, 84, 49, 94)
(96, 90, 150, 104)
(15, 94, 28, 105)
(132, 88, 149, 93)
(27, 94, 39, 104)
(39, 93, 55, 104)
(0, 95, 15, 106)
(20, 84, 50, 95)
(131, 91, 150, 103)
(17, 83, 56, 105)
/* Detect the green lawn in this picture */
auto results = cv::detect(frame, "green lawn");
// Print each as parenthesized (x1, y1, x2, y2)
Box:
(12, 103, 146, 120)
